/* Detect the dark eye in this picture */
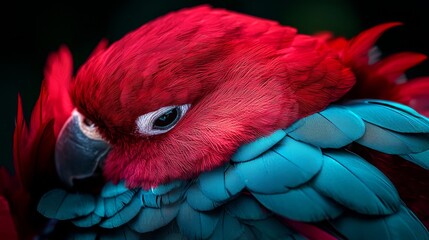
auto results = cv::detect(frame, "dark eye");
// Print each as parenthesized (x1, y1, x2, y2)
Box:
(153, 107, 181, 130)
(135, 104, 191, 136)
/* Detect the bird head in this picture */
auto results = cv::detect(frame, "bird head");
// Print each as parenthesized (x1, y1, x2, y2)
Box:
(56, 6, 355, 189)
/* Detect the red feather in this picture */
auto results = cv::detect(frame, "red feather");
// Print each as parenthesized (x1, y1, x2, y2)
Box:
(10, 4, 429, 236)
(71, 5, 355, 188)
(9, 46, 75, 238)
(13, 46, 73, 192)
(0, 196, 19, 240)
(322, 22, 429, 228)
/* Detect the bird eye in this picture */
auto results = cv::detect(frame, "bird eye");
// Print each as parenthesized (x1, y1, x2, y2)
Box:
(136, 104, 191, 136)
(153, 107, 180, 130)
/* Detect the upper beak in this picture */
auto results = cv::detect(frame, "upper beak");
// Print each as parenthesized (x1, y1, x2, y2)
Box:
(55, 111, 110, 188)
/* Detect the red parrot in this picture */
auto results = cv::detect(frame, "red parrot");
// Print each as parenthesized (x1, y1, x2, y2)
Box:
(4, 5, 429, 239)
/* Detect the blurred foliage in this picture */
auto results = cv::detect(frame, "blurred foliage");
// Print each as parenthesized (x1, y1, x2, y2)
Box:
(1, 0, 428, 172)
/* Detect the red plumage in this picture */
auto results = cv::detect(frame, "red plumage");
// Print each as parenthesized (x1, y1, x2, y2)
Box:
(321, 22, 429, 228)
(8, 5, 429, 234)
(71, 6, 355, 188)
(7, 46, 75, 239)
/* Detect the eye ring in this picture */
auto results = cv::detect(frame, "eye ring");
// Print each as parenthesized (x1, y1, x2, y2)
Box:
(135, 104, 191, 136)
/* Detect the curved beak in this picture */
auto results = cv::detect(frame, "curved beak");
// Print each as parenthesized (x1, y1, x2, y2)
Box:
(55, 112, 110, 188)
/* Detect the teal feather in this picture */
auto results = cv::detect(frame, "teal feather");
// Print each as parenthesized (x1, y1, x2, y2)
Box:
(37, 189, 95, 220)
(149, 180, 185, 195)
(186, 184, 221, 211)
(231, 130, 286, 162)
(142, 191, 162, 208)
(356, 122, 429, 154)
(129, 203, 180, 233)
(198, 165, 230, 202)
(244, 218, 304, 240)
(345, 100, 429, 133)
(313, 151, 400, 215)
(36, 99, 429, 239)
(102, 190, 137, 218)
(288, 105, 365, 148)
(94, 197, 106, 217)
(176, 202, 219, 239)
(72, 213, 102, 227)
(225, 195, 271, 220)
(235, 137, 322, 194)
(331, 204, 429, 240)
(209, 211, 244, 240)
(401, 150, 429, 169)
(270, 137, 323, 187)
(99, 192, 143, 228)
(101, 181, 129, 198)
(159, 186, 188, 205)
(252, 185, 343, 221)
(138, 221, 187, 240)
(224, 165, 245, 196)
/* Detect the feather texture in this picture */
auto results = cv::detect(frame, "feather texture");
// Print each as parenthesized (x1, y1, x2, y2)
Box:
(13, 47, 73, 193)
(313, 151, 399, 215)
(332, 204, 428, 240)
(288, 106, 365, 148)
(36, 99, 429, 239)
(24, 6, 429, 239)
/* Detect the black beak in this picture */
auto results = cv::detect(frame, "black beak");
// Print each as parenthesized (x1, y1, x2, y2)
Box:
(55, 111, 110, 188)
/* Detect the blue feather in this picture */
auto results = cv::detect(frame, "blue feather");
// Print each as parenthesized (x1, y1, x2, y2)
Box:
(198, 165, 231, 202)
(224, 165, 246, 197)
(142, 191, 162, 208)
(102, 190, 137, 218)
(225, 195, 271, 220)
(159, 186, 188, 206)
(149, 180, 185, 195)
(72, 213, 102, 227)
(356, 122, 429, 154)
(138, 221, 187, 240)
(345, 100, 429, 133)
(313, 151, 400, 215)
(99, 192, 143, 228)
(209, 210, 244, 240)
(186, 184, 221, 211)
(243, 218, 304, 240)
(94, 197, 106, 217)
(128, 203, 180, 233)
(101, 181, 129, 198)
(331, 204, 429, 240)
(176, 202, 219, 239)
(401, 149, 429, 169)
(235, 137, 322, 194)
(288, 105, 365, 148)
(231, 130, 286, 162)
(252, 185, 343, 222)
(37, 189, 95, 220)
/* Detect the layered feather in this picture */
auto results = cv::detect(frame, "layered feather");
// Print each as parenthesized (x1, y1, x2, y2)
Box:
(38, 100, 429, 239)
(13, 5, 429, 239)
(13, 46, 73, 193)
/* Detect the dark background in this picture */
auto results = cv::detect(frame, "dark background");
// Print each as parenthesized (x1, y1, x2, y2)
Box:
(1, 0, 428, 171)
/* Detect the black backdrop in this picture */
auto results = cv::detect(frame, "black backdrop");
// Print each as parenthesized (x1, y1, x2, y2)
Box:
(1, 0, 428, 171)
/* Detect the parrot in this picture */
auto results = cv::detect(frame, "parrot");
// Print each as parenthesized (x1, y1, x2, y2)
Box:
(5, 5, 429, 240)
